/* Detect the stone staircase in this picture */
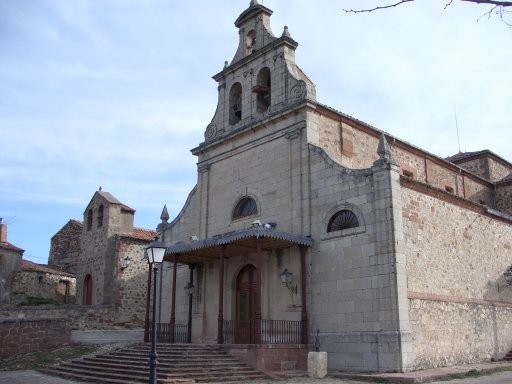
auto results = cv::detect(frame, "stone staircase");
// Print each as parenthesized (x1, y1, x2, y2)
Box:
(41, 343, 271, 383)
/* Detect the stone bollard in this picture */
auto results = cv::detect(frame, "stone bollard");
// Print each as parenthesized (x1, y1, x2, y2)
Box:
(307, 351, 327, 379)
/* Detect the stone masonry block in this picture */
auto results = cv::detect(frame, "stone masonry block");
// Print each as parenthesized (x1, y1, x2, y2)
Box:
(308, 352, 328, 378)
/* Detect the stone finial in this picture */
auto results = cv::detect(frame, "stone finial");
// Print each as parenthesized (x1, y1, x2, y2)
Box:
(376, 132, 392, 161)
(223, 60, 228, 69)
(373, 132, 396, 166)
(282, 25, 291, 38)
(160, 204, 169, 223)
(250, 0, 259, 7)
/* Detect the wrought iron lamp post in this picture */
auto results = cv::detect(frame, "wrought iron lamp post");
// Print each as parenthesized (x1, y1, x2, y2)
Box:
(145, 240, 167, 384)
(184, 264, 195, 343)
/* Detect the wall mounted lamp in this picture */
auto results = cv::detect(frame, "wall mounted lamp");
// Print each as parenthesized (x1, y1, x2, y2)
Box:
(280, 268, 297, 295)
(184, 282, 195, 296)
(120, 256, 131, 270)
(504, 265, 512, 286)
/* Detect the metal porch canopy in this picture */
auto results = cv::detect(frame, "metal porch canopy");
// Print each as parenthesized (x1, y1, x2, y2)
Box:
(163, 228, 313, 263)
(160, 227, 312, 345)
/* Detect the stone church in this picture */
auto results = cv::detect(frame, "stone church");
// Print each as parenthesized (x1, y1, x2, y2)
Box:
(151, 1, 512, 373)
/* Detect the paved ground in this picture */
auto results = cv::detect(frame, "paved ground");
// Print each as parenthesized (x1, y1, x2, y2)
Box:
(1, 360, 512, 384)
(0, 370, 84, 384)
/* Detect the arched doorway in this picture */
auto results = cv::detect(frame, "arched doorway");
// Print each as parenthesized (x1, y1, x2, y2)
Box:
(83, 274, 93, 305)
(236, 264, 257, 343)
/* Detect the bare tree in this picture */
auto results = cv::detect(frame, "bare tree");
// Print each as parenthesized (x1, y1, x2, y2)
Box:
(343, 0, 512, 26)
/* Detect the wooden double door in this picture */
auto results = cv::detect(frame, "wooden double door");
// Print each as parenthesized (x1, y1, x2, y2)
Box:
(235, 265, 258, 343)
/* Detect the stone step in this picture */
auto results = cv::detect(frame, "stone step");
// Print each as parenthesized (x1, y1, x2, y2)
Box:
(43, 364, 268, 383)
(72, 358, 258, 373)
(101, 351, 243, 364)
(109, 350, 236, 360)
(83, 356, 250, 370)
(41, 342, 270, 383)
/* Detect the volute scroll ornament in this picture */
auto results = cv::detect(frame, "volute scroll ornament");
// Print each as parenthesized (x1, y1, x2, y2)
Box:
(290, 82, 307, 101)
(205, 123, 218, 140)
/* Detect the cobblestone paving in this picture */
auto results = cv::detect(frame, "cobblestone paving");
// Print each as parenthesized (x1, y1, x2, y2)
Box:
(2, 369, 512, 384)
(0, 371, 366, 384)
(0, 370, 84, 384)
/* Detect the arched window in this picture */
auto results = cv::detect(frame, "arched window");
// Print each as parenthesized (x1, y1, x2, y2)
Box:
(87, 209, 93, 231)
(254, 67, 271, 113)
(232, 197, 258, 220)
(97, 205, 104, 228)
(83, 274, 93, 305)
(229, 82, 242, 125)
(327, 210, 359, 232)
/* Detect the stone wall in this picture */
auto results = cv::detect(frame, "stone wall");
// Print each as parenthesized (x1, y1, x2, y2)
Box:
(496, 183, 512, 216)
(0, 318, 71, 358)
(464, 175, 493, 206)
(0, 248, 22, 303)
(113, 236, 150, 326)
(409, 297, 512, 368)
(308, 144, 413, 372)
(314, 113, 497, 211)
(487, 157, 511, 182)
(0, 304, 115, 330)
(455, 157, 490, 180)
(402, 182, 512, 369)
(12, 269, 76, 304)
(77, 194, 135, 306)
(49, 219, 82, 273)
(77, 207, 109, 305)
(456, 156, 510, 182)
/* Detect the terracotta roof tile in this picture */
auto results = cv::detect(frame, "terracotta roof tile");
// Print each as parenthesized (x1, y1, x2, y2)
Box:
(21, 260, 75, 277)
(446, 150, 512, 168)
(132, 228, 157, 240)
(118, 228, 157, 242)
(0, 242, 24, 253)
(445, 150, 490, 163)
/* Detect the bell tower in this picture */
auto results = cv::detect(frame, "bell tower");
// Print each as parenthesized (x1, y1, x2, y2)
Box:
(199, 0, 316, 146)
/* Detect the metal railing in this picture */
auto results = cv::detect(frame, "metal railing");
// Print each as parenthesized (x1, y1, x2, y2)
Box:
(146, 323, 188, 343)
(223, 319, 302, 344)
(146, 319, 302, 344)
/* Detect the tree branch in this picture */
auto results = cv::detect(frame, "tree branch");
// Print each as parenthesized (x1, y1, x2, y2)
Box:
(344, 0, 512, 14)
(459, 0, 512, 5)
(343, 0, 415, 13)
(444, 0, 455, 10)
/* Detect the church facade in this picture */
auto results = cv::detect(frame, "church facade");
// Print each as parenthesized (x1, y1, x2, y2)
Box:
(154, 1, 512, 372)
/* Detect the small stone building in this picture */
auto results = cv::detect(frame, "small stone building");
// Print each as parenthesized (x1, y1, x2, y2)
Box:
(149, 1, 512, 373)
(11, 260, 76, 304)
(74, 190, 156, 326)
(0, 218, 74, 305)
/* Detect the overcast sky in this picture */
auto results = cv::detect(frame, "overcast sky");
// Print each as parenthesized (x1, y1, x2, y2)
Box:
(1, 0, 511, 265)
